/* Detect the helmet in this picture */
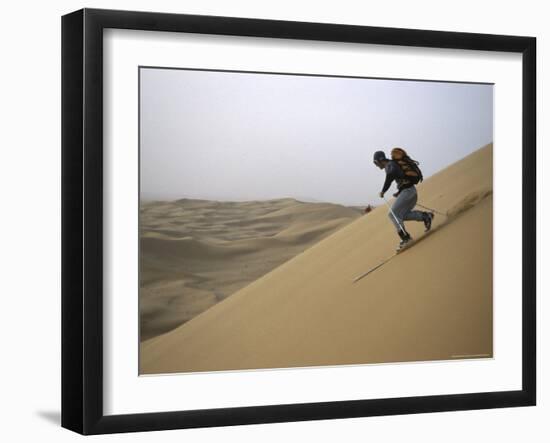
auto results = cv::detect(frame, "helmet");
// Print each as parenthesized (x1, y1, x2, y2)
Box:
(373, 151, 386, 164)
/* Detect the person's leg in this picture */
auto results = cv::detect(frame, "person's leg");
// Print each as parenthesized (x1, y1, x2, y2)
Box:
(388, 188, 416, 234)
(402, 188, 425, 222)
(390, 188, 417, 231)
(388, 197, 405, 232)
(400, 187, 434, 231)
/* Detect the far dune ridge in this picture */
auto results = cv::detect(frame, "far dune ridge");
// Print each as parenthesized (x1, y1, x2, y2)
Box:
(141, 143, 493, 375)
(140, 198, 362, 341)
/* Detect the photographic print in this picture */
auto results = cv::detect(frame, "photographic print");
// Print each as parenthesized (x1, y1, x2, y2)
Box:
(138, 67, 493, 375)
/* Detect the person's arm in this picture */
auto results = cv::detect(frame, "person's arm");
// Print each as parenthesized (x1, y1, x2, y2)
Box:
(380, 162, 398, 195)
(381, 173, 393, 194)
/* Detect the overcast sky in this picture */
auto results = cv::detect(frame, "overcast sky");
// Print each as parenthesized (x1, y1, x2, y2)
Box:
(140, 68, 493, 206)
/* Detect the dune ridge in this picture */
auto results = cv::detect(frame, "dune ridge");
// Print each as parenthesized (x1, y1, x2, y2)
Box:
(141, 143, 493, 374)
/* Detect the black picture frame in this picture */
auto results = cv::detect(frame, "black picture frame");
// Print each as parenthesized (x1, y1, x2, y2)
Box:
(61, 8, 536, 435)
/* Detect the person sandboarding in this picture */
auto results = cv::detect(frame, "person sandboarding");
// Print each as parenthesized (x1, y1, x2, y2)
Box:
(373, 148, 434, 251)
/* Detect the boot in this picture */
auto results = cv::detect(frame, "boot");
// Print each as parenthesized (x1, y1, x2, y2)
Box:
(423, 212, 434, 232)
(397, 229, 412, 250)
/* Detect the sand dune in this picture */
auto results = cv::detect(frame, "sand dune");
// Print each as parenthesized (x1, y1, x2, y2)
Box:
(141, 144, 493, 374)
(140, 198, 362, 341)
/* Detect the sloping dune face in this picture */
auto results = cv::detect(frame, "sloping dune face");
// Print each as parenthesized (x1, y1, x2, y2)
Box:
(140, 198, 361, 341)
(141, 144, 493, 374)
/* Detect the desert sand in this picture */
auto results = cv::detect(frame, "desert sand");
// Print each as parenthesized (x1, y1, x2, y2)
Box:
(140, 198, 362, 341)
(141, 143, 493, 374)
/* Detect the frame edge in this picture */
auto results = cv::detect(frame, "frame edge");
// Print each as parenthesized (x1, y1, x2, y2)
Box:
(63, 8, 538, 435)
(61, 8, 85, 435)
(521, 36, 537, 406)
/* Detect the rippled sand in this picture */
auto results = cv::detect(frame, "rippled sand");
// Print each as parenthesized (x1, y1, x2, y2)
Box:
(140, 198, 362, 341)
(141, 144, 493, 374)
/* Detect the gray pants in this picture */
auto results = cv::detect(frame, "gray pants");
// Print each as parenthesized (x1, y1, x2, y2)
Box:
(388, 187, 424, 232)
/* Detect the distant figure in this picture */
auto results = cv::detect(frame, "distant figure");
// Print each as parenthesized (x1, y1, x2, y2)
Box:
(364, 204, 373, 214)
(373, 148, 433, 249)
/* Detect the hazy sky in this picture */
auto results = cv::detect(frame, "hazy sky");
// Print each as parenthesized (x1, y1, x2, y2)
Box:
(140, 68, 493, 206)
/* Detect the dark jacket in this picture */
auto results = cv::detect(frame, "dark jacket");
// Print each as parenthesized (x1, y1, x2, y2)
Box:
(381, 160, 414, 194)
